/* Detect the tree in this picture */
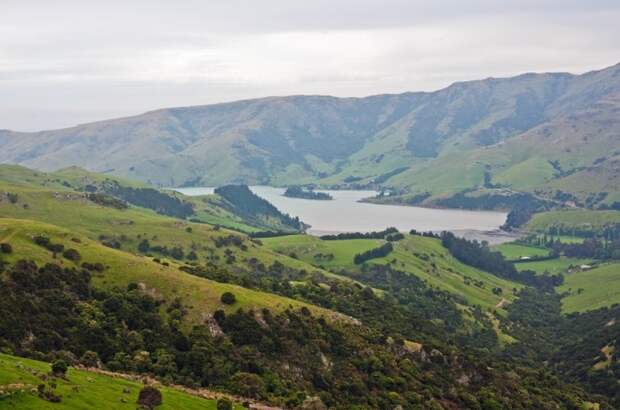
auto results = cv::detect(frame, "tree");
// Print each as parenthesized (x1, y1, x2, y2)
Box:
(170, 246, 185, 260)
(0, 243, 12, 254)
(217, 398, 233, 410)
(80, 351, 100, 368)
(62, 248, 81, 262)
(137, 385, 162, 409)
(221, 292, 236, 305)
(51, 359, 68, 376)
(138, 239, 151, 253)
(229, 372, 265, 399)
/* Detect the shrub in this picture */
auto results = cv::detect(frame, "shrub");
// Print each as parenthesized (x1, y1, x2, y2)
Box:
(229, 372, 265, 399)
(51, 359, 68, 376)
(137, 385, 162, 409)
(217, 398, 233, 410)
(62, 248, 81, 262)
(80, 351, 100, 368)
(82, 262, 105, 272)
(0, 243, 12, 254)
(138, 239, 151, 253)
(221, 292, 236, 305)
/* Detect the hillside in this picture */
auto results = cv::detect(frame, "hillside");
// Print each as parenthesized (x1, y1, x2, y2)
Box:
(0, 218, 338, 325)
(0, 166, 615, 408)
(0, 64, 619, 209)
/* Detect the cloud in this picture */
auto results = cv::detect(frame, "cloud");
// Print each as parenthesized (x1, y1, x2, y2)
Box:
(1, 0, 620, 130)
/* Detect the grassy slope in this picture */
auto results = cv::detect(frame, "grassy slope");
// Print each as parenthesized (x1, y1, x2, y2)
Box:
(52, 166, 148, 189)
(0, 353, 239, 409)
(526, 210, 620, 233)
(263, 234, 522, 311)
(558, 263, 620, 313)
(492, 157, 557, 190)
(0, 219, 335, 325)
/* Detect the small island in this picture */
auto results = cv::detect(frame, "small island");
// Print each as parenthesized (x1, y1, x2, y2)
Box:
(284, 185, 333, 200)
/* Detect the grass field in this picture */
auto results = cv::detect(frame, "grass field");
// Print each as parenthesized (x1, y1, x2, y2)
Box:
(558, 263, 620, 313)
(492, 243, 550, 260)
(527, 210, 620, 233)
(0, 353, 241, 409)
(263, 234, 522, 311)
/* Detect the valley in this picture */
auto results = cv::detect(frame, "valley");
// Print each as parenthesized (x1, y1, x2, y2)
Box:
(1, 63, 620, 408)
(2, 164, 619, 408)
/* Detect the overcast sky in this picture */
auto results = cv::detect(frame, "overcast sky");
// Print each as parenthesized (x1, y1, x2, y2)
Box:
(2, 0, 620, 131)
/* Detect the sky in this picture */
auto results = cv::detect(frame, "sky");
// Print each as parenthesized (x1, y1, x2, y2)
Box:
(2, 0, 620, 131)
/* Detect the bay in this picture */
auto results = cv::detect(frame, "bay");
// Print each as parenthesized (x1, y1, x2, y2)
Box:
(175, 186, 515, 244)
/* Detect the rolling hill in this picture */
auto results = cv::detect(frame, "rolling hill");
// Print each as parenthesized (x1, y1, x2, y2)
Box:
(0, 164, 614, 408)
(1, 64, 619, 208)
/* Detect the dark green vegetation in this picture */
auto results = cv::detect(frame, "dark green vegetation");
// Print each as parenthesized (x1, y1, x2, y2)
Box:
(353, 242, 393, 264)
(504, 289, 620, 406)
(214, 185, 305, 232)
(1, 64, 619, 213)
(283, 186, 332, 200)
(1, 165, 615, 408)
(320, 227, 399, 241)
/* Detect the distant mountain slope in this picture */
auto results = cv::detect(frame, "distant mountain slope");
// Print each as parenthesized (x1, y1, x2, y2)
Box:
(1, 63, 619, 204)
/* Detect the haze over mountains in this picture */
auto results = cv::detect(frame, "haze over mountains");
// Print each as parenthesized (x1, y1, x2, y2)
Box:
(1, 63, 619, 204)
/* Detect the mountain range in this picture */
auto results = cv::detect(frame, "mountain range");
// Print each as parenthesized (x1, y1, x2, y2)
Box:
(1, 63, 619, 206)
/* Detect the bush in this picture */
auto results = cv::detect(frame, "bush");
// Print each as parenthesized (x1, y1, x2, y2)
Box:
(138, 239, 151, 253)
(62, 248, 81, 262)
(80, 351, 100, 368)
(221, 292, 236, 305)
(51, 359, 68, 376)
(229, 372, 265, 399)
(0, 243, 12, 254)
(137, 385, 162, 409)
(217, 398, 233, 410)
